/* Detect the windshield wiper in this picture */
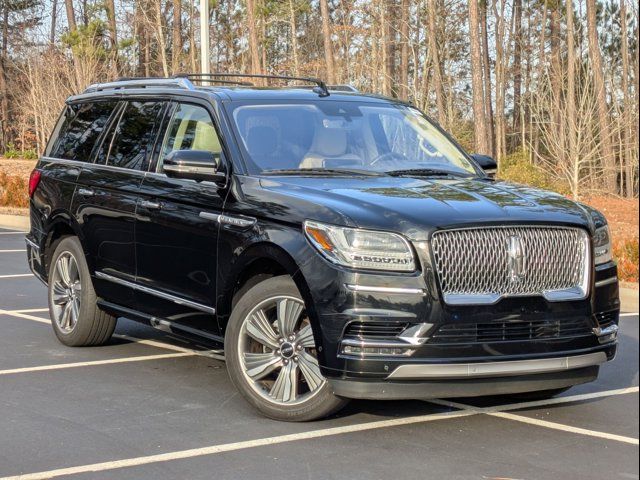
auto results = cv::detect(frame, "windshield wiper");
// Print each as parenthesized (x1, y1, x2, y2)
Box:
(385, 168, 471, 178)
(262, 168, 386, 177)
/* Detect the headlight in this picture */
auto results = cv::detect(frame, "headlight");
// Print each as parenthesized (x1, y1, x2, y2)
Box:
(304, 220, 415, 272)
(594, 225, 613, 265)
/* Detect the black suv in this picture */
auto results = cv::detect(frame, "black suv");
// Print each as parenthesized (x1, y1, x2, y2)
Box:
(26, 74, 620, 421)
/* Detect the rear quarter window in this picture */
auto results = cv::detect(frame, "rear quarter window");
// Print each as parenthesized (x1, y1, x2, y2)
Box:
(47, 101, 118, 161)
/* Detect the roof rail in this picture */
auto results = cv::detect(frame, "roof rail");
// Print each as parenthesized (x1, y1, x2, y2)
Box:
(173, 73, 330, 97)
(84, 77, 195, 93)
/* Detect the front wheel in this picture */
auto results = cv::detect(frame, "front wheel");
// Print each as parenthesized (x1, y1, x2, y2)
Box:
(225, 275, 347, 421)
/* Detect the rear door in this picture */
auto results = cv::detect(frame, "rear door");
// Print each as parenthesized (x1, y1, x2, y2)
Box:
(73, 99, 166, 305)
(135, 100, 228, 340)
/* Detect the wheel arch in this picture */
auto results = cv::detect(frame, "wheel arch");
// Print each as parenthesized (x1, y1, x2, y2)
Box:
(42, 213, 88, 281)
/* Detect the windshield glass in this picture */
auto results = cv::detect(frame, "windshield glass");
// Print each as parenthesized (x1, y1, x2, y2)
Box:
(229, 101, 479, 176)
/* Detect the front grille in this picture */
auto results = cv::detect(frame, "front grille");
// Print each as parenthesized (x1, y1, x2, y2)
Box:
(431, 226, 590, 304)
(343, 322, 408, 339)
(430, 318, 592, 344)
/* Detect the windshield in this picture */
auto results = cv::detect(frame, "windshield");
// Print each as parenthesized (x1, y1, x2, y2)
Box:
(228, 101, 480, 176)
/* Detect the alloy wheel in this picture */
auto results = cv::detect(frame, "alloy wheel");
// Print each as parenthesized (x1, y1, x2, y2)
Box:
(238, 295, 325, 405)
(50, 251, 82, 333)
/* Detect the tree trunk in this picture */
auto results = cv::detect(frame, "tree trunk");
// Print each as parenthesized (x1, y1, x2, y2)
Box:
(586, 0, 617, 193)
(172, 0, 182, 74)
(384, 0, 397, 96)
(512, 0, 522, 140)
(566, 0, 578, 198)
(399, 0, 409, 100)
(468, 0, 491, 155)
(0, 6, 8, 152)
(105, 0, 118, 77)
(65, 0, 76, 31)
(288, 0, 299, 75)
(619, 0, 633, 197)
(50, 0, 58, 44)
(319, 0, 336, 84)
(154, 0, 169, 77)
(480, 0, 495, 158)
(247, 0, 262, 75)
(427, 0, 446, 126)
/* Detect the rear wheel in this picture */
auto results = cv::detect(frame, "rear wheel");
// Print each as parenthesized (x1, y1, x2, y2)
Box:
(48, 236, 117, 346)
(225, 275, 347, 421)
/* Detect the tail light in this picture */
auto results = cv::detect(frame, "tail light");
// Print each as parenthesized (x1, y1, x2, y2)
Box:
(28, 170, 42, 198)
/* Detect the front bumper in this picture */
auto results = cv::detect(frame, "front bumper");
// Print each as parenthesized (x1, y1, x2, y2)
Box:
(293, 237, 620, 399)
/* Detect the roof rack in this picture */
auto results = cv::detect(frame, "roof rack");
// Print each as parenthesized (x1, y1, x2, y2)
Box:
(84, 77, 195, 93)
(173, 73, 331, 97)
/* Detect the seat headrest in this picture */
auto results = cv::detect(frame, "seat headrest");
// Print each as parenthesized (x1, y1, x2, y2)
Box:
(312, 128, 348, 157)
(246, 126, 278, 157)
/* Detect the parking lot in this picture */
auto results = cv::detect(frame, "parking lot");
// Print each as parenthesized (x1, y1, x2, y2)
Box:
(0, 226, 638, 480)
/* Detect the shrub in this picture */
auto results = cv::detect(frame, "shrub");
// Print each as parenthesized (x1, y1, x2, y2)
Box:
(614, 237, 639, 283)
(0, 171, 29, 208)
(3, 143, 38, 160)
(497, 150, 570, 195)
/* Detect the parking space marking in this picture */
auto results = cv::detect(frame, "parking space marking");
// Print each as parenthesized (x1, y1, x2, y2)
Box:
(0, 352, 196, 376)
(0, 249, 26, 253)
(620, 312, 639, 317)
(0, 273, 33, 279)
(489, 411, 639, 445)
(429, 387, 640, 445)
(0, 409, 478, 480)
(0, 231, 24, 235)
(0, 309, 226, 362)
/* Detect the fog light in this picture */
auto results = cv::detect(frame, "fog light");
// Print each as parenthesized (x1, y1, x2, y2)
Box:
(342, 345, 410, 356)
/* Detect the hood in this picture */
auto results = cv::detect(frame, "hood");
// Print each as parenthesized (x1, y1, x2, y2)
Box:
(248, 175, 599, 241)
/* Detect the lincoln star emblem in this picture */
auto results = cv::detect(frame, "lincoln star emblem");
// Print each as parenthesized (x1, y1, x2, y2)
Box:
(507, 235, 526, 281)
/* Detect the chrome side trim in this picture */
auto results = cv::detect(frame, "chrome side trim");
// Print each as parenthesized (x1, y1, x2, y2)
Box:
(150, 317, 224, 344)
(386, 352, 608, 380)
(345, 284, 426, 296)
(95, 271, 215, 314)
(24, 237, 40, 252)
(595, 276, 618, 288)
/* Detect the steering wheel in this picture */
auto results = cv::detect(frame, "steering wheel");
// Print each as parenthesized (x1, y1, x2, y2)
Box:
(369, 151, 409, 167)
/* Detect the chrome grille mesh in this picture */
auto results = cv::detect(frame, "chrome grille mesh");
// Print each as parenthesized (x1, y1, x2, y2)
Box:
(431, 227, 590, 304)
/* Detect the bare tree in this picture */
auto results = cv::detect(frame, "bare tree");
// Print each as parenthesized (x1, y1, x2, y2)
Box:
(469, 0, 492, 155)
(586, 0, 617, 192)
(64, 0, 76, 32)
(319, 0, 336, 84)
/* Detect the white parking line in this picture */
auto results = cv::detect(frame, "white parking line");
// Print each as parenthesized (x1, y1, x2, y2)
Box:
(0, 249, 26, 253)
(0, 409, 477, 480)
(429, 386, 640, 445)
(0, 273, 33, 279)
(0, 231, 24, 235)
(490, 411, 639, 445)
(0, 309, 226, 362)
(0, 352, 196, 376)
(620, 312, 639, 317)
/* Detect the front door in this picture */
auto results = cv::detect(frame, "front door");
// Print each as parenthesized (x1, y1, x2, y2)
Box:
(135, 101, 228, 340)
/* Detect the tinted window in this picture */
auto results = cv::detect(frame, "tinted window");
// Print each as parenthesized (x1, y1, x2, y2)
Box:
(158, 103, 222, 171)
(97, 101, 163, 170)
(49, 102, 117, 161)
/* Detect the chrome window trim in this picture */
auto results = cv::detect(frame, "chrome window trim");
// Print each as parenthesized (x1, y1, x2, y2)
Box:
(345, 284, 426, 296)
(386, 351, 607, 380)
(95, 271, 215, 314)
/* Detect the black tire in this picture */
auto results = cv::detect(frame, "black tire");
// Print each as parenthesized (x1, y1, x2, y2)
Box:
(48, 236, 117, 346)
(225, 275, 348, 421)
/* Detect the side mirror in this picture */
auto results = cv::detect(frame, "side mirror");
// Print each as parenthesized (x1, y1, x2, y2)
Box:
(470, 153, 498, 177)
(163, 150, 226, 183)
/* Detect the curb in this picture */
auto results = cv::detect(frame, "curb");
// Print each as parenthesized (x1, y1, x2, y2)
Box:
(0, 213, 29, 231)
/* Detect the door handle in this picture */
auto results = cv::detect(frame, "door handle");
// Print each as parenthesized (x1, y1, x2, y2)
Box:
(77, 188, 95, 197)
(140, 200, 162, 210)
